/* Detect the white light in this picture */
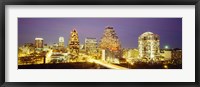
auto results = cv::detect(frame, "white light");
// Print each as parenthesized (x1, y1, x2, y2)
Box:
(165, 45, 169, 49)
(35, 38, 43, 40)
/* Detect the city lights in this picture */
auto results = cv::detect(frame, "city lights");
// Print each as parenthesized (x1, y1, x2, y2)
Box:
(138, 32, 160, 61)
(18, 27, 182, 69)
(18, 18, 182, 69)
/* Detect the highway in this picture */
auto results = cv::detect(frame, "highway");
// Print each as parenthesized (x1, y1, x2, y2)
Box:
(46, 52, 128, 69)
(81, 53, 128, 69)
(89, 58, 128, 69)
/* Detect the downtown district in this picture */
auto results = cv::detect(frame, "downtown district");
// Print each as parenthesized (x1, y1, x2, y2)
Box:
(18, 26, 182, 69)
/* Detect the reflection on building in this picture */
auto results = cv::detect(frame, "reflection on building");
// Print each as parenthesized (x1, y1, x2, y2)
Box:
(138, 32, 160, 61)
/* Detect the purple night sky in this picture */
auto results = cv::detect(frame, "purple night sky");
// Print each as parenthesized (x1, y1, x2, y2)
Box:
(18, 18, 182, 49)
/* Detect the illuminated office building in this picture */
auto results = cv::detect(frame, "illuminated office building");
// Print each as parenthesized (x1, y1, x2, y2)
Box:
(99, 26, 121, 51)
(68, 29, 80, 55)
(85, 37, 98, 55)
(138, 32, 160, 61)
(35, 38, 43, 48)
(99, 26, 122, 60)
(58, 37, 65, 47)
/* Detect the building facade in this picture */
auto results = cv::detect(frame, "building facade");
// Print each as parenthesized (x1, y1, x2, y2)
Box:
(171, 48, 182, 59)
(68, 29, 80, 56)
(138, 32, 160, 61)
(35, 38, 43, 48)
(99, 26, 122, 60)
(122, 48, 139, 59)
(160, 49, 172, 61)
(85, 37, 98, 56)
(58, 37, 65, 47)
(99, 26, 121, 51)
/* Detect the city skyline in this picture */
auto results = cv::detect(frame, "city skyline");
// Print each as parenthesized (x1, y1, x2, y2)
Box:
(18, 18, 182, 49)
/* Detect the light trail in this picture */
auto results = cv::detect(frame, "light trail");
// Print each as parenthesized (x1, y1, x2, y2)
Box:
(70, 53, 128, 69)
(89, 59, 128, 69)
(81, 53, 129, 69)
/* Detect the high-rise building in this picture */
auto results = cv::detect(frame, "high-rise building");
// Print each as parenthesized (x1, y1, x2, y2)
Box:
(138, 32, 160, 61)
(53, 43, 59, 50)
(68, 29, 80, 55)
(85, 37, 97, 55)
(35, 38, 43, 48)
(99, 26, 121, 51)
(58, 37, 65, 47)
(99, 26, 122, 60)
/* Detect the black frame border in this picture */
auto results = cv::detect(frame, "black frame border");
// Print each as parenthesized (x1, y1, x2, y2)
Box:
(0, 0, 200, 87)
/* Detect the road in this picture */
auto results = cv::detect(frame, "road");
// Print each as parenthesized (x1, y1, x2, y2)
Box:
(89, 58, 128, 69)
(46, 52, 128, 69)
(81, 53, 128, 69)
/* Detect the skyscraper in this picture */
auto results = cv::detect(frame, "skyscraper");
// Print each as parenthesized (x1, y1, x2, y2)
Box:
(99, 26, 121, 51)
(58, 37, 64, 47)
(138, 32, 160, 61)
(68, 29, 80, 55)
(85, 37, 97, 55)
(35, 38, 43, 48)
(99, 26, 122, 60)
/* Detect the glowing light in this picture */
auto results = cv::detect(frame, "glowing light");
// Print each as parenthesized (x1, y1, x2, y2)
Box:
(82, 53, 127, 69)
(99, 26, 121, 51)
(89, 58, 128, 69)
(164, 65, 168, 69)
(165, 45, 169, 49)
(68, 29, 80, 55)
(46, 49, 53, 63)
(138, 32, 160, 60)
